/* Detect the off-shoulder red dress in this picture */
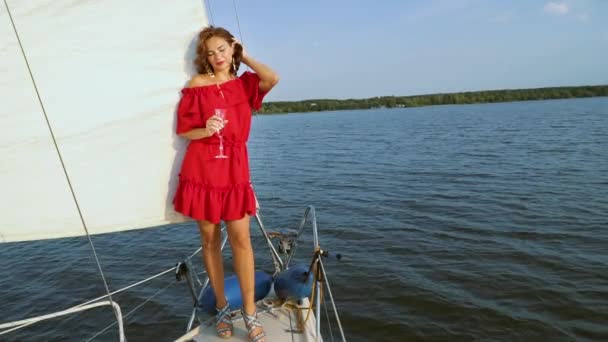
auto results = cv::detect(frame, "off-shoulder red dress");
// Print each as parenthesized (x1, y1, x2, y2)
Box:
(173, 72, 267, 224)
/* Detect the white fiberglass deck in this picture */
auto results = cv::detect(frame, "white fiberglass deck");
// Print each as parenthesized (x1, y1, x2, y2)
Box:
(176, 297, 321, 342)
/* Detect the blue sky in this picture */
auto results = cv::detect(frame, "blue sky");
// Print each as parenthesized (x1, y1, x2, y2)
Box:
(206, 0, 608, 101)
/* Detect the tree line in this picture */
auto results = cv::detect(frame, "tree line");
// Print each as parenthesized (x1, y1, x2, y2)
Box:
(258, 85, 608, 114)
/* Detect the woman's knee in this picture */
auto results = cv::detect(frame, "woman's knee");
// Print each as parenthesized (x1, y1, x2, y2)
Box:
(228, 231, 252, 251)
(226, 217, 252, 251)
(198, 221, 222, 248)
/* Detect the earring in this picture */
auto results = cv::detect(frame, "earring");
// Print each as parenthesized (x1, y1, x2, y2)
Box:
(232, 57, 237, 74)
(205, 63, 215, 78)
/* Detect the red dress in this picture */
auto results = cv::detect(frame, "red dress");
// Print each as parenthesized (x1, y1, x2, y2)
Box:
(173, 72, 267, 223)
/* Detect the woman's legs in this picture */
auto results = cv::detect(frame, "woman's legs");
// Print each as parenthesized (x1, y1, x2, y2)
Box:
(225, 215, 255, 314)
(226, 215, 265, 341)
(197, 220, 232, 337)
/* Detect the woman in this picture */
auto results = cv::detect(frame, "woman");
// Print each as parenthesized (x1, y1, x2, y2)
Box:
(173, 26, 278, 341)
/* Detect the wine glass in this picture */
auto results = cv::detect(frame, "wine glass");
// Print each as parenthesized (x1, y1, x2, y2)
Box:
(214, 108, 228, 159)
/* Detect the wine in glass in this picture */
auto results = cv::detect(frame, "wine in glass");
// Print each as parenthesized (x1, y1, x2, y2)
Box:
(214, 108, 228, 159)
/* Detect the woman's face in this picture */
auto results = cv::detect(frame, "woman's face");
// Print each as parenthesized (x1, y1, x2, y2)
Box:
(205, 36, 233, 73)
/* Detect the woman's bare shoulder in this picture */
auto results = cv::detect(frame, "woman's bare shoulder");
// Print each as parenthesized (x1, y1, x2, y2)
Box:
(186, 74, 212, 88)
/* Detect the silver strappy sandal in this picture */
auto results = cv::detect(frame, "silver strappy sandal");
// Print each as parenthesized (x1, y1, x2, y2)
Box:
(215, 302, 233, 338)
(241, 308, 266, 342)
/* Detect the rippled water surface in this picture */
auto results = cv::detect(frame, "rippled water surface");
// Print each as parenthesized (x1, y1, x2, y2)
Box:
(2, 97, 607, 341)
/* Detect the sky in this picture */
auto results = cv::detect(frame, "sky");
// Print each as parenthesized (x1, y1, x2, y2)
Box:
(206, 0, 608, 102)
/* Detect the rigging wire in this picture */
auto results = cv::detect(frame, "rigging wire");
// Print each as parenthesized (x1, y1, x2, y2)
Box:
(205, 0, 215, 25)
(1, 248, 203, 338)
(86, 280, 176, 341)
(2, 1, 123, 339)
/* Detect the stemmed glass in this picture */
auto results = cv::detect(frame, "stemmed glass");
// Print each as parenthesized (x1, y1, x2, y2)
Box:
(214, 108, 228, 159)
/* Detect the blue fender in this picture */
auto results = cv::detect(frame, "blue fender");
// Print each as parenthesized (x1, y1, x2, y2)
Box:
(198, 270, 272, 313)
(273, 265, 313, 300)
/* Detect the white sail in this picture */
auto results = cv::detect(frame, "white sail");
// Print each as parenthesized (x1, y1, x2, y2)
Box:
(0, 1, 207, 242)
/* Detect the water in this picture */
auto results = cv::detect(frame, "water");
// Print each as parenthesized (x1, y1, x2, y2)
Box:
(2, 97, 607, 341)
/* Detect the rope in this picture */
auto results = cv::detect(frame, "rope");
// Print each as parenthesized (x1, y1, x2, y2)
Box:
(2, 0, 122, 337)
(284, 248, 346, 341)
(302, 270, 317, 326)
(302, 262, 323, 328)
(0, 301, 125, 341)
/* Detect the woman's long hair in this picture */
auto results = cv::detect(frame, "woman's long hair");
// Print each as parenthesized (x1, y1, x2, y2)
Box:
(194, 26, 242, 75)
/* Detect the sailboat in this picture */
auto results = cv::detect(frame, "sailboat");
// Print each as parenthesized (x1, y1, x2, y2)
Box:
(1, 0, 345, 341)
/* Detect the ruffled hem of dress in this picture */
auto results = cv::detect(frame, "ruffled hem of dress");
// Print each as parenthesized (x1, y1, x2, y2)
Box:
(173, 179, 256, 224)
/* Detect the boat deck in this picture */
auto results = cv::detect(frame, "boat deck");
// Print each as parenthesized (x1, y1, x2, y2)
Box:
(176, 297, 321, 342)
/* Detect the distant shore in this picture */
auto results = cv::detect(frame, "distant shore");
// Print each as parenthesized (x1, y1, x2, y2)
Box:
(258, 85, 608, 114)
